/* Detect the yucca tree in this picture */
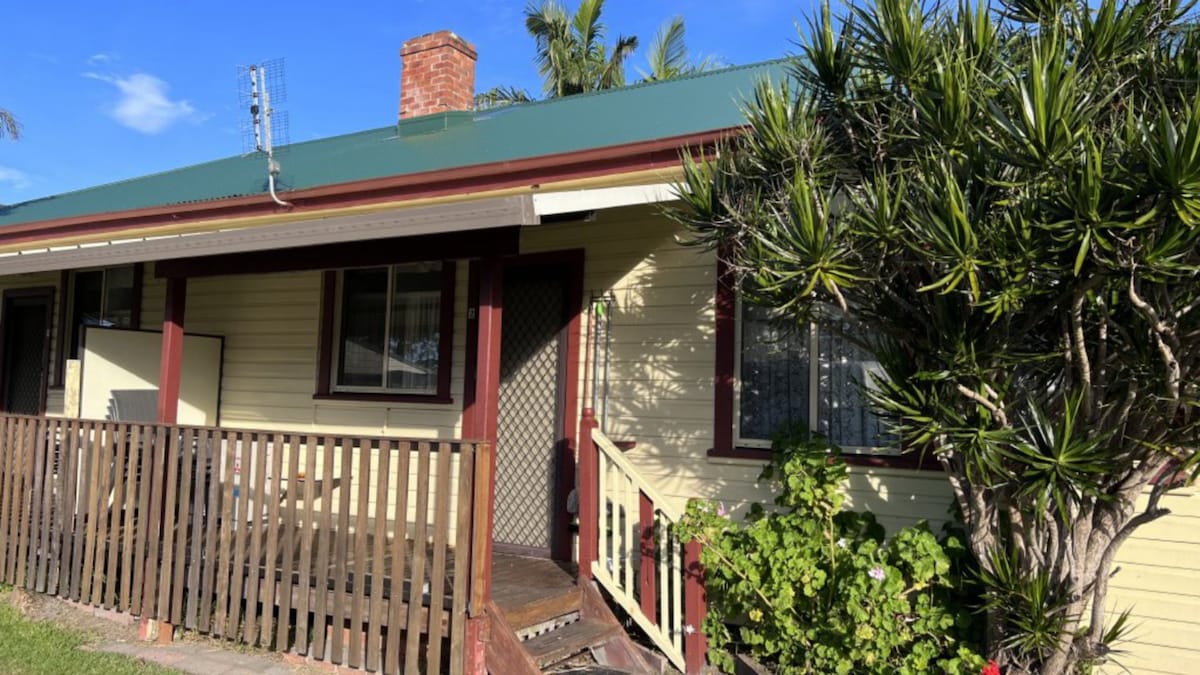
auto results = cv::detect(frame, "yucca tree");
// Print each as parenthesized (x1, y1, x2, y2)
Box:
(671, 1, 1200, 673)
(525, 0, 638, 97)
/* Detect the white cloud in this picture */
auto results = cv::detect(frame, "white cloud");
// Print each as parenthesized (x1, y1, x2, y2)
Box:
(86, 52, 116, 65)
(85, 72, 198, 134)
(0, 166, 32, 191)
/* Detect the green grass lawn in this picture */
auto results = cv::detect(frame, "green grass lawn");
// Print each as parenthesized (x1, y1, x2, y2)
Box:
(0, 602, 177, 675)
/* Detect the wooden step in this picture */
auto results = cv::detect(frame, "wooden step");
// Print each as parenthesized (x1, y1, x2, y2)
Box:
(522, 618, 623, 668)
(503, 588, 581, 633)
(492, 554, 581, 631)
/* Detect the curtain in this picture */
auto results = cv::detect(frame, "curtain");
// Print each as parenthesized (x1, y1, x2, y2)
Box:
(738, 304, 809, 441)
(739, 306, 886, 448)
(816, 327, 887, 448)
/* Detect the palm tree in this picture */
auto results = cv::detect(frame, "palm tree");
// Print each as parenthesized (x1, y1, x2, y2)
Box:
(524, 0, 638, 97)
(639, 16, 720, 82)
(0, 108, 18, 140)
(474, 85, 534, 110)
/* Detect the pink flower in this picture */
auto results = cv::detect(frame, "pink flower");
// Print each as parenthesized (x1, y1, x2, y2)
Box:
(868, 566, 885, 581)
(981, 660, 1000, 675)
(716, 502, 728, 517)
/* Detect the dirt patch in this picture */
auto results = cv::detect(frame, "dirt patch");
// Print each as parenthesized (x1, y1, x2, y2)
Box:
(0, 588, 328, 674)
(1, 586, 142, 646)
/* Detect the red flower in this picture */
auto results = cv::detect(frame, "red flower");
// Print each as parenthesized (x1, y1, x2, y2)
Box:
(981, 660, 1000, 675)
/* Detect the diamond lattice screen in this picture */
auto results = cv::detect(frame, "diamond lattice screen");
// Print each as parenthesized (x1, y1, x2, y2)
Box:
(494, 275, 564, 552)
(4, 305, 47, 415)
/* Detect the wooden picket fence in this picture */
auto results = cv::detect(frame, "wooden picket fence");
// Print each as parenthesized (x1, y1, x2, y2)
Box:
(0, 413, 491, 674)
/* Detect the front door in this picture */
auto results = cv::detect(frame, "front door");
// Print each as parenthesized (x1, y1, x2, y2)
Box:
(494, 265, 570, 557)
(1, 291, 53, 415)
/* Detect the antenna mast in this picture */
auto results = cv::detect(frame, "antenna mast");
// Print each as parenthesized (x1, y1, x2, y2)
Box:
(239, 59, 291, 207)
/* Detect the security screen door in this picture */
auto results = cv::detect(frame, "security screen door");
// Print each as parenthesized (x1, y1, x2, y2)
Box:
(494, 266, 568, 557)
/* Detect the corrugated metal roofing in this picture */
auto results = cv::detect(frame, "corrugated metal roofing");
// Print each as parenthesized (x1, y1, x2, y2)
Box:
(0, 60, 788, 229)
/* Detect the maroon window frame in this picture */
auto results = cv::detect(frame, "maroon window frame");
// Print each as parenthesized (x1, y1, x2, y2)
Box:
(709, 256, 939, 471)
(314, 261, 456, 404)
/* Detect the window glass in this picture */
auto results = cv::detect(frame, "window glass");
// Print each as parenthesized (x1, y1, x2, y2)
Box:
(103, 266, 135, 329)
(69, 271, 105, 359)
(336, 267, 388, 388)
(738, 304, 809, 442)
(386, 263, 442, 393)
(815, 328, 888, 447)
(738, 303, 886, 448)
(334, 263, 443, 395)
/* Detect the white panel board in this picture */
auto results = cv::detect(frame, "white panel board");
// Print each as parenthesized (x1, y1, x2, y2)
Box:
(80, 327, 223, 425)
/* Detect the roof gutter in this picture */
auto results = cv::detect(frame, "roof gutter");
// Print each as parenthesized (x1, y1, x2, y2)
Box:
(0, 127, 736, 249)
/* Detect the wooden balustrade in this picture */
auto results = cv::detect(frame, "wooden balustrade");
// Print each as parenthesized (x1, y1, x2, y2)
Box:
(0, 413, 492, 675)
(576, 408, 708, 674)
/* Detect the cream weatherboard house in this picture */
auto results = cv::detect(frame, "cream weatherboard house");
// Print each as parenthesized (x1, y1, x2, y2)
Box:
(0, 30, 1195, 675)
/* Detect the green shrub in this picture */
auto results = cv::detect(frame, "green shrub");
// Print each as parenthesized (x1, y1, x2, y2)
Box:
(679, 433, 985, 674)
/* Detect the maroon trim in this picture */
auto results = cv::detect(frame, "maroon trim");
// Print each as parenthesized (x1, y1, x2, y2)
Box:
(473, 258, 503, 443)
(709, 256, 940, 471)
(683, 538, 708, 675)
(0, 286, 56, 414)
(639, 491, 657, 621)
(0, 129, 736, 248)
(468, 258, 503, 609)
(155, 228, 519, 279)
(316, 271, 336, 396)
(577, 409, 598, 581)
(712, 254, 737, 457)
(156, 277, 186, 424)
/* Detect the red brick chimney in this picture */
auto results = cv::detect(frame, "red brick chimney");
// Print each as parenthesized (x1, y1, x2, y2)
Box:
(399, 31, 477, 119)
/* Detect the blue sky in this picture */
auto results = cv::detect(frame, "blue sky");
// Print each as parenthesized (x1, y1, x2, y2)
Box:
(0, 0, 807, 205)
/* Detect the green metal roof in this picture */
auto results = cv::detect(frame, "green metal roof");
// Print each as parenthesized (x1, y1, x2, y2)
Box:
(0, 60, 789, 229)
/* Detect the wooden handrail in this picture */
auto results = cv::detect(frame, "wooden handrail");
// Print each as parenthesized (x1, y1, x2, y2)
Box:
(591, 429, 682, 521)
(579, 411, 706, 673)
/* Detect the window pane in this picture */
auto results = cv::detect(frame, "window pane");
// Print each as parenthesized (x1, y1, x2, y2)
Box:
(103, 266, 136, 328)
(387, 262, 442, 393)
(816, 327, 888, 448)
(337, 268, 388, 388)
(70, 271, 105, 359)
(738, 304, 809, 441)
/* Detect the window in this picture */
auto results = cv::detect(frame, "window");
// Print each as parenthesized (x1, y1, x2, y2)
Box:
(325, 261, 453, 399)
(735, 300, 889, 451)
(66, 266, 138, 361)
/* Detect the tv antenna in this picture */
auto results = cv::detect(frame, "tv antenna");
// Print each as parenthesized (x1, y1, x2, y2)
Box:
(238, 59, 291, 207)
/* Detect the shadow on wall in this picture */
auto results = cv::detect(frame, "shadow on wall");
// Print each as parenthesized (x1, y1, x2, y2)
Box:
(575, 205, 953, 528)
